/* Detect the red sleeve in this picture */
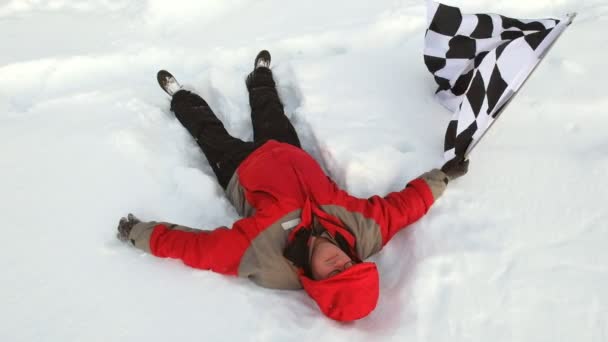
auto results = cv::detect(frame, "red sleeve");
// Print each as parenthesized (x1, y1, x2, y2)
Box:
(377, 178, 435, 243)
(148, 218, 253, 276)
(333, 178, 435, 246)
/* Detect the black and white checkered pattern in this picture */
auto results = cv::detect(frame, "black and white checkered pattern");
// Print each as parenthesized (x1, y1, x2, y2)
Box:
(424, 1, 574, 160)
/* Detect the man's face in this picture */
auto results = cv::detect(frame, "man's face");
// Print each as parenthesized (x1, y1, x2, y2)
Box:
(310, 237, 354, 280)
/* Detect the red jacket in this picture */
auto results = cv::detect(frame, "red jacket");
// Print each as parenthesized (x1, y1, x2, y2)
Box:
(128, 140, 447, 319)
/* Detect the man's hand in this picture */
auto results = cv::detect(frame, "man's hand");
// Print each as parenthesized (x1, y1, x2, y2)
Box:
(441, 157, 470, 181)
(117, 213, 140, 242)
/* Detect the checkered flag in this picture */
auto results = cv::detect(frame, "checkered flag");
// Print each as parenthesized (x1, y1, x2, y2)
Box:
(424, 1, 575, 160)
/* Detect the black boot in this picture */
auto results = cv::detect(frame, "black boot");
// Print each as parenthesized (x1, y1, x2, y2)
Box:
(254, 50, 271, 69)
(246, 50, 272, 90)
(157, 70, 183, 96)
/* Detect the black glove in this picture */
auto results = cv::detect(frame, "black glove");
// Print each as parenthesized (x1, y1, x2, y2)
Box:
(441, 156, 469, 181)
(117, 213, 140, 242)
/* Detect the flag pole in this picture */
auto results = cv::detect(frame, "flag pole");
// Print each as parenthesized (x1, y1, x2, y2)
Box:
(464, 13, 577, 159)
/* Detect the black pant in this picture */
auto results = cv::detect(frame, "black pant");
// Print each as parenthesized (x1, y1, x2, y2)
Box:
(170, 68, 301, 189)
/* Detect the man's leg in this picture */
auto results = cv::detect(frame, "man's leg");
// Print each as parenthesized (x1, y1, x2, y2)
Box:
(171, 90, 255, 189)
(246, 60, 301, 148)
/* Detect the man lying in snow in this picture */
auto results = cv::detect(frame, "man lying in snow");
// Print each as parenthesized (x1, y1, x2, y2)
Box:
(116, 50, 469, 322)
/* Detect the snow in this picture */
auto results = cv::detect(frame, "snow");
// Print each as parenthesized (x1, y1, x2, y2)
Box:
(1, 0, 607, 341)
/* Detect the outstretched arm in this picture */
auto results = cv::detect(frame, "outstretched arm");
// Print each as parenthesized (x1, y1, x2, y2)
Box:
(117, 215, 252, 276)
(327, 159, 468, 259)
(331, 169, 447, 247)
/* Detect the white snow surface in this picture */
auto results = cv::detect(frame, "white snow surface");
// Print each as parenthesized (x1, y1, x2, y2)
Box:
(1, 0, 607, 341)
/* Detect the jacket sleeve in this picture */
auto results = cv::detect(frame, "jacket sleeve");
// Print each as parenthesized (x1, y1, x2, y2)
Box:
(127, 218, 253, 276)
(325, 169, 448, 259)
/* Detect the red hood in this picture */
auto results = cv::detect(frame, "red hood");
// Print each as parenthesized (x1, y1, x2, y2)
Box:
(299, 262, 379, 322)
